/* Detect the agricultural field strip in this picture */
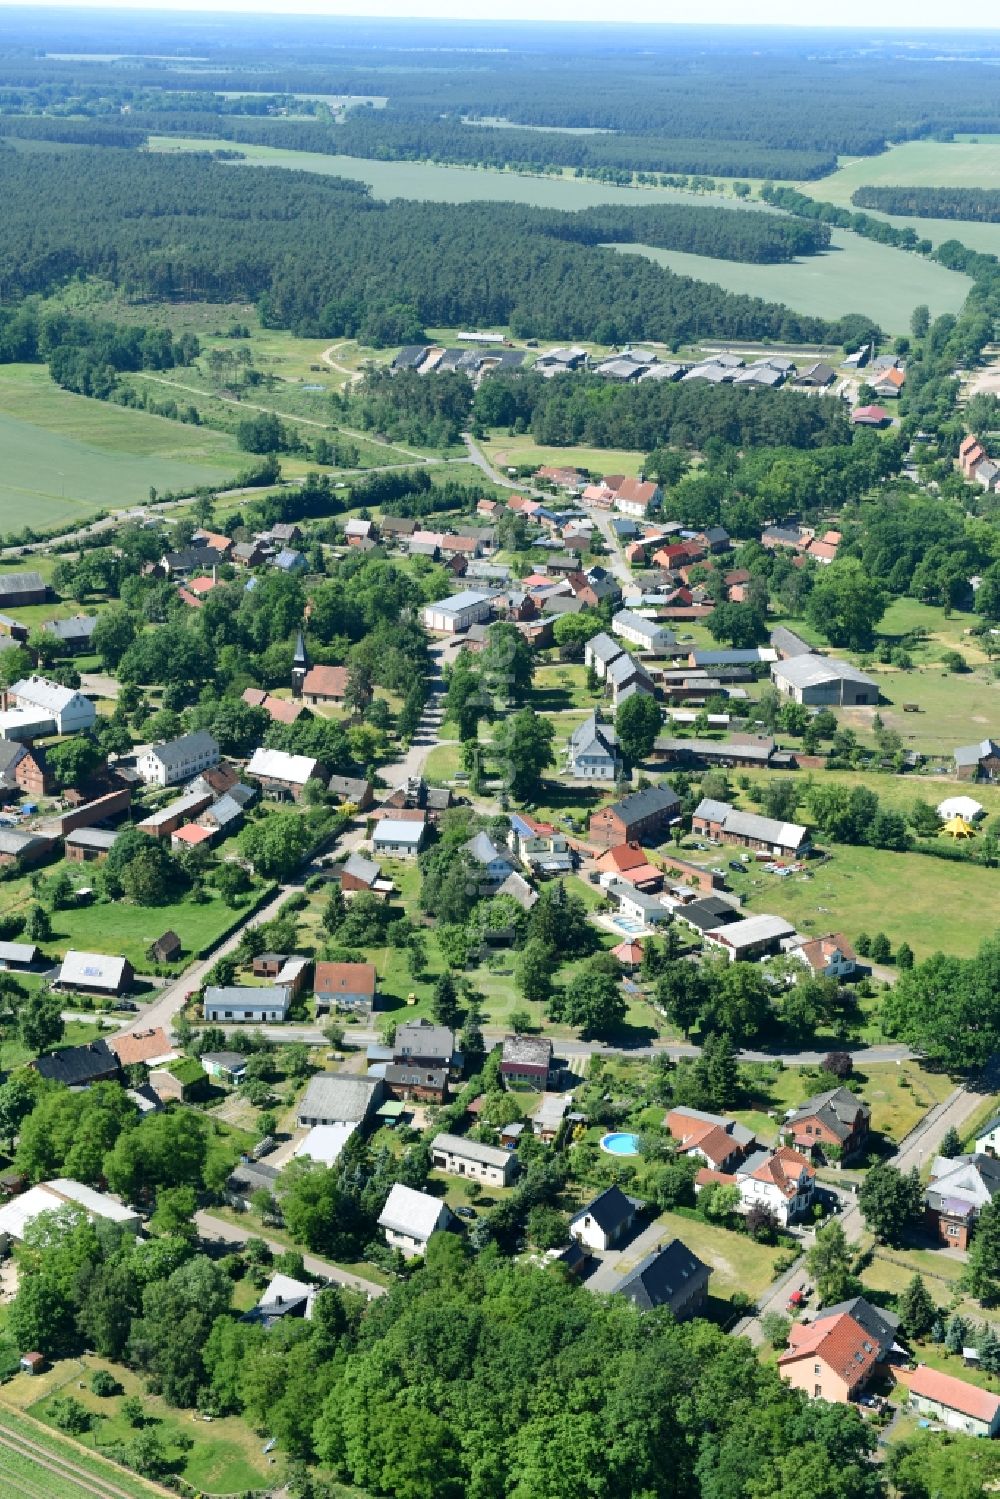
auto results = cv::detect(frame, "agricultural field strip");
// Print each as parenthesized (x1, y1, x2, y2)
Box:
(0, 1415, 156, 1499)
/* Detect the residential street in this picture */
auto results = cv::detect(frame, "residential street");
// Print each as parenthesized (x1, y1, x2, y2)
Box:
(194, 1210, 387, 1299)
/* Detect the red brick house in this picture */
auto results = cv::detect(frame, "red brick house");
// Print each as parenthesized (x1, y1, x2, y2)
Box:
(588, 785, 680, 850)
(783, 1086, 870, 1161)
(500, 1034, 555, 1087)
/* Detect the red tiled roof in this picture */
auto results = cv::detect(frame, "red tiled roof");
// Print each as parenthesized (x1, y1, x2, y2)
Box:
(689, 1124, 743, 1168)
(302, 665, 349, 699)
(611, 940, 644, 965)
(746, 1147, 814, 1199)
(780, 1312, 880, 1387)
(895, 1364, 1000, 1423)
(594, 841, 650, 873)
(110, 1027, 172, 1065)
(172, 824, 213, 846)
(314, 961, 376, 996)
(187, 575, 219, 595)
(695, 1166, 736, 1188)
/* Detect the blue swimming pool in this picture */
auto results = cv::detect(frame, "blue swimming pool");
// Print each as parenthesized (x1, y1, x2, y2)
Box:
(601, 1132, 640, 1157)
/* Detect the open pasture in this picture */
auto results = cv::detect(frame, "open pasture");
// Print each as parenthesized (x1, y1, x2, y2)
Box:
(0, 365, 241, 531)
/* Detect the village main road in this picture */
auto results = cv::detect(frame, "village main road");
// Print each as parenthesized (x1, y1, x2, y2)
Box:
(195, 1210, 386, 1299)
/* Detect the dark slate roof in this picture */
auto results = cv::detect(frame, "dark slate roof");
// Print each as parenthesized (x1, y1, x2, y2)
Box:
(614, 1238, 709, 1312)
(815, 1296, 900, 1354)
(44, 615, 98, 644)
(32, 1039, 120, 1087)
(573, 1185, 635, 1235)
(0, 571, 45, 598)
(606, 784, 680, 823)
(678, 897, 741, 932)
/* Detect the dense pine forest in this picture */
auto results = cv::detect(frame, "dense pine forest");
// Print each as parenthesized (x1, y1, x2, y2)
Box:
(0, 147, 870, 348)
(852, 185, 1000, 224)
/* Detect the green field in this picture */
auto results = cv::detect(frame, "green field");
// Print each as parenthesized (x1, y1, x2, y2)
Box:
(0, 1403, 164, 1498)
(482, 434, 647, 477)
(611, 229, 972, 331)
(0, 365, 243, 530)
(804, 141, 1000, 258)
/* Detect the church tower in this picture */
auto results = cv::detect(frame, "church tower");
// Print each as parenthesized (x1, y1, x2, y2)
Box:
(292, 629, 308, 699)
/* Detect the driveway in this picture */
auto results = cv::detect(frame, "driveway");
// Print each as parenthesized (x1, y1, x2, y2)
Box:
(195, 1210, 386, 1299)
(582, 1219, 669, 1292)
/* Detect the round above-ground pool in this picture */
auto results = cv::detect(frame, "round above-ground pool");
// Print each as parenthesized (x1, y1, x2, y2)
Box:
(600, 1131, 640, 1157)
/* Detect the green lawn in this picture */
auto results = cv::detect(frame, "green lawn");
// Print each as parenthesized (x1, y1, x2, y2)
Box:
(735, 841, 1000, 960)
(732, 1060, 953, 1147)
(483, 434, 647, 478)
(651, 1209, 783, 1302)
(612, 230, 972, 332)
(0, 364, 245, 533)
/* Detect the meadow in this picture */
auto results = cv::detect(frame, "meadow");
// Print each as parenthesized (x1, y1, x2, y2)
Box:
(609, 230, 971, 330)
(147, 137, 967, 331)
(482, 434, 647, 477)
(0, 365, 243, 530)
(0, 1403, 164, 1499)
(803, 140, 1000, 258)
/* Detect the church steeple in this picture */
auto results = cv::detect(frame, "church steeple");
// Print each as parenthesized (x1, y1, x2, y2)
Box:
(291, 629, 308, 698)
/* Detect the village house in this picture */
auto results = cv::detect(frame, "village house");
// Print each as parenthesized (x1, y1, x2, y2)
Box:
(327, 774, 375, 810)
(594, 841, 663, 891)
(138, 730, 220, 788)
(43, 614, 98, 653)
(56, 951, 134, 998)
(613, 478, 662, 519)
(0, 571, 46, 608)
(430, 1133, 519, 1187)
(246, 747, 323, 801)
(584, 631, 626, 680)
(771, 654, 878, 707)
(384, 1062, 449, 1104)
(570, 1185, 638, 1252)
(109, 1026, 175, 1071)
(372, 814, 428, 858)
(666, 1106, 755, 1172)
(332, 850, 386, 894)
(779, 1299, 897, 1403)
(507, 813, 574, 876)
(851, 404, 892, 428)
(589, 783, 680, 849)
(782, 1086, 870, 1161)
(394, 1018, 456, 1071)
(731, 1146, 816, 1226)
(895, 1365, 1000, 1437)
(203, 985, 292, 1024)
(313, 960, 377, 1015)
(464, 831, 517, 891)
(500, 1034, 556, 1088)
(566, 711, 622, 780)
(612, 610, 676, 655)
(691, 798, 811, 859)
(0, 1179, 139, 1253)
(31, 1039, 120, 1087)
(378, 1183, 453, 1258)
(611, 1240, 709, 1318)
(924, 1153, 1000, 1249)
(610, 881, 672, 932)
(0, 741, 51, 798)
(136, 788, 214, 839)
(788, 933, 858, 980)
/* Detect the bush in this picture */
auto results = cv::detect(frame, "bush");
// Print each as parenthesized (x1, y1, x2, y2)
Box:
(89, 1369, 123, 1397)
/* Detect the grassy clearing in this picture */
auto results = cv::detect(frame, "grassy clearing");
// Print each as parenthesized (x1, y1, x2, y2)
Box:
(732, 1060, 953, 1147)
(612, 231, 972, 332)
(652, 1209, 783, 1301)
(0, 365, 243, 531)
(18, 1357, 272, 1495)
(482, 434, 647, 477)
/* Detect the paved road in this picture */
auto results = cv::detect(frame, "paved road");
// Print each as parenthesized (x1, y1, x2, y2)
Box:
(195, 1210, 386, 1299)
(462, 432, 546, 496)
(584, 501, 634, 588)
(735, 1063, 999, 1346)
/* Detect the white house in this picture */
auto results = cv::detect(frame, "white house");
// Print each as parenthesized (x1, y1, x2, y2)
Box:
(430, 1132, 518, 1187)
(611, 881, 671, 931)
(733, 1146, 815, 1226)
(422, 590, 496, 635)
(788, 933, 858, 980)
(569, 1186, 637, 1252)
(584, 631, 626, 681)
(976, 1115, 1000, 1156)
(203, 985, 292, 1023)
(566, 712, 622, 780)
(377, 1182, 452, 1258)
(138, 730, 220, 787)
(464, 831, 517, 890)
(612, 610, 675, 655)
(372, 816, 427, 858)
(3, 676, 95, 738)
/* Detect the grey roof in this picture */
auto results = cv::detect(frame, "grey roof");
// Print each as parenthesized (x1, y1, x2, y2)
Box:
(204, 985, 292, 1016)
(64, 828, 119, 850)
(658, 737, 773, 764)
(433, 589, 495, 615)
(613, 1238, 709, 1312)
(298, 1073, 382, 1123)
(676, 896, 741, 932)
(571, 1185, 635, 1235)
(33, 1039, 119, 1086)
(497, 870, 539, 910)
(707, 913, 796, 948)
(770, 627, 813, 658)
(328, 774, 371, 800)
(607, 652, 647, 687)
(44, 615, 98, 644)
(501, 1034, 553, 1067)
(955, 737, 1000, 767)
(203, 794, 243, 829)
(228, 1159, 281, 1193)
(342, 851, 380, 885)
(464, 831, 513, 868)
(613, 610, 674, 646)
(569, 711, 618, 760)
(201, 1051, 247, 1071)
(0, 571, 45, 598)
(378, 1182, 449, 1241)
(373, 818, 425, 846)
(716, 808, 808, 851)
(0, 829, 49, 858)
(147, 730, 219, 772)
(586, 631, 626, 666)
(606, 783, 680, 823)
(58, 951, 129, 989)
(771, 654, 876, 691)
(0, 940, 37, 964)
(395, 1018, 454, 1061)
(694, 797, 733, 824)
(384, 1064, 448, 1091)
(431, 1132, 511, 1169)
(786, 1086, 869, 1141)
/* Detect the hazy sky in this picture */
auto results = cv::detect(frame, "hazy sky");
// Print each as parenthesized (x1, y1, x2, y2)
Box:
(2, 0, 997, 25)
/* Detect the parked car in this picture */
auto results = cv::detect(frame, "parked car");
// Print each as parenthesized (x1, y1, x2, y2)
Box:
(455, 1206, 476, 1220)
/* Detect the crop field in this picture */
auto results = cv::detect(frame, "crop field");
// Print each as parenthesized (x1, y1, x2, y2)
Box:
(610, 229, 972, 330)
(0, 1404, 162, 1499)
(0, 365, 242, 530)
(802, 141, 1000, 258)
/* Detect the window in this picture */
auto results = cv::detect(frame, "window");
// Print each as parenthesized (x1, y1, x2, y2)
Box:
(814, 1365, 821, 1375)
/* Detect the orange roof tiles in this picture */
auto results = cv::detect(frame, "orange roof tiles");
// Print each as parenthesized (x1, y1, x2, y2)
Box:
(302, 665, 349, 700)
(110, 1027, 173, 1066)
(780, 1312, 881, 1387)
(895, 1364, 1000, 1423)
